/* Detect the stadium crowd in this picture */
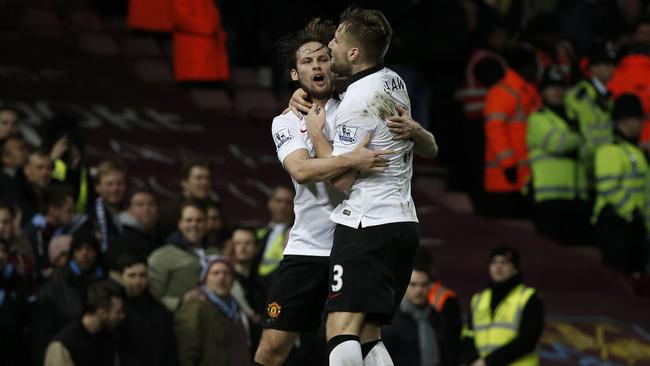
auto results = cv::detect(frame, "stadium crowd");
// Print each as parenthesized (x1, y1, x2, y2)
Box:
(1, 0, 650, 365)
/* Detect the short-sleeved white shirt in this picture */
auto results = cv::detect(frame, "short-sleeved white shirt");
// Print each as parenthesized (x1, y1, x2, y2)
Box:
(330, 67, 418, 228)
(271, 99, 345, 257)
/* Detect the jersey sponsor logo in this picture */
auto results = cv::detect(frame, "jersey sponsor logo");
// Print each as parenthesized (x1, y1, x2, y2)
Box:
(273, 128, 293, 148)
(337, 124, 358, 145)
(266, 301, 282, 319)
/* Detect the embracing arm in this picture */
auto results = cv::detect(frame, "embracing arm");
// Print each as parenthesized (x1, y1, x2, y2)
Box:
(388, 105, 438, 159)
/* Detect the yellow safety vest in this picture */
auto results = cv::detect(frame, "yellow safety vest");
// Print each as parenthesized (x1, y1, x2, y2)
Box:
(256, 226, 286, 277)
(52, 159, 89, 214)
(470, 284, 539, 366)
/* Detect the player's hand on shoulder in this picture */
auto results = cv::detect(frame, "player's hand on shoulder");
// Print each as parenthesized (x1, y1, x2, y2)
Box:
(349, 134, 396, 173)
(388, 104, 423, 141)
(306, 104, 326, 131)
(288, 88, 312, 116)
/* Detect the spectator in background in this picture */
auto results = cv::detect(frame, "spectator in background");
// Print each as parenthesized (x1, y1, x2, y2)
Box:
(0, 135, 28, 200)
(0, 106, 41, 146)
(230, 226, 261, 329)
(0, 202, 36, 294)
(48, 235, 72, 272)
(593, 94, 648, 274)
(157, 160, 216, 241)
(527, 66, 583, 244)
(175, 257, 251, 366)
(46, 112, 94, 214)
(415, 249, 463, 366)
(91, 160, 127, 253)
(14, 149, 53, 225)
(44, 281, 124, 366)
(205, 201, 230, 252)
(608, 41, 650, 152)
(481, 46, 540, 218)
(383, 266, 450, 366)
(172, 0, 229, 83)
(108, 188, 160, 272)
(148, 200, 217, 312)
(0, 107, 19, 141)
(255, 186, 293, 282)
(115, 254, 177, 366)
(23, 185, 77, 279)
(565, 41, 617, 205)
(458, 19, 508, 210)
(464, 246, 544, 366)
(0, 239, 28, 366)
(33, 229, 105, 364)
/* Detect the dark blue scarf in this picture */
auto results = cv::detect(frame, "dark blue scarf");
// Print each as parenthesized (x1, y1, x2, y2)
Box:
(200, 284, 238, 320)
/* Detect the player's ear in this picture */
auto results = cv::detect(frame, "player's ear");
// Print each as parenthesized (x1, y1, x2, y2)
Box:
(348, 48, 359, 62)
(290, 69, 299, 81)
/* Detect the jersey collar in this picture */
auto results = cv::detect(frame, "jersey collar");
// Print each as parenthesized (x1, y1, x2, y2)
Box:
(348, 64, 384, 86)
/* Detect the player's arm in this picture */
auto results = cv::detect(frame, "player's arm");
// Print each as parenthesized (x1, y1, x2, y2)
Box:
(282, 146, 387, 184)
(388, 105, 438, 159)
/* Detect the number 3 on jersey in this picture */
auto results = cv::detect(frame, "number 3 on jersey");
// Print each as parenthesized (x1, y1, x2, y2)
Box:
(331, 264, 343, 292)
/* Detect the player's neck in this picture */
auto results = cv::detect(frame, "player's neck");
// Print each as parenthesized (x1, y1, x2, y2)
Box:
(350, 61, 380, 76)
(312, 98, 328, 108)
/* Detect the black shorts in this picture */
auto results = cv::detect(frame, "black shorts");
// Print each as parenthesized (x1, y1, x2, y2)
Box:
(261, 255, 329, 332)
(325, 222, 420, 324)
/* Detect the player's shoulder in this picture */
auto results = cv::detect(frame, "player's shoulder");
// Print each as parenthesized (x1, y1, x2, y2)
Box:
(272, 112, 301, 130)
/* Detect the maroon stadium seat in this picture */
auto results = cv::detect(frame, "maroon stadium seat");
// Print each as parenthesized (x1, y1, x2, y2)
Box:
(234, 89, 279, 121)
(65, 9, 104, 32)
(122, 36, 161, 58)
(189, 89, 233, 111)
(132, 58, 173, 82)
(19, 7, 61, 30)
(230, 68, 259, 89)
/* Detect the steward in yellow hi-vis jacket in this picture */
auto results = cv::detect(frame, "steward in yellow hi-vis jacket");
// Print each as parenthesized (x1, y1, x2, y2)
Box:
(527, 66, 584, 244)
(463, 246, 544, 366)
(565, 42, 616, 201)
(593, 94, 648, 274)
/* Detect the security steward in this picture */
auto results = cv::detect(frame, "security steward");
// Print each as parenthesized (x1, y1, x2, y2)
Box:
(464, 246, 544, 366)
(565, 42, 616, 202)
(593, 94, 648, 274)
(527, 66, 583, 244)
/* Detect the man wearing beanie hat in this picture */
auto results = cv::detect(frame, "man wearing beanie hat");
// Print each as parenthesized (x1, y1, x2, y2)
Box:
(32, 229, 106, 365)
(592, 94, 648, 273)
(464, 246, 544, 366)
(175, 256, 252, 366)
(527, 65, 586, 244)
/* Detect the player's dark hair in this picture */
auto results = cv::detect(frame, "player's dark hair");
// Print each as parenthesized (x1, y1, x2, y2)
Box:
(277, 18, 337, 71)
(339, 7, 393, 63)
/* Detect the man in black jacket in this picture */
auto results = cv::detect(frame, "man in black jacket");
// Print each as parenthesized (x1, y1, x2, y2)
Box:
(33, 229, 106, 364)
(463, 246, 544, 366)
(114, 253, 177, 366)
(107, 188, 160, 272)
(44, 281, 124, 366)
(0, 239, 28, 366)
(383, 265, 455, 366)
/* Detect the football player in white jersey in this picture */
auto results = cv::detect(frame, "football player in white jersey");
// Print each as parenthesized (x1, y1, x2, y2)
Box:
(300, 7, 438, 366)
